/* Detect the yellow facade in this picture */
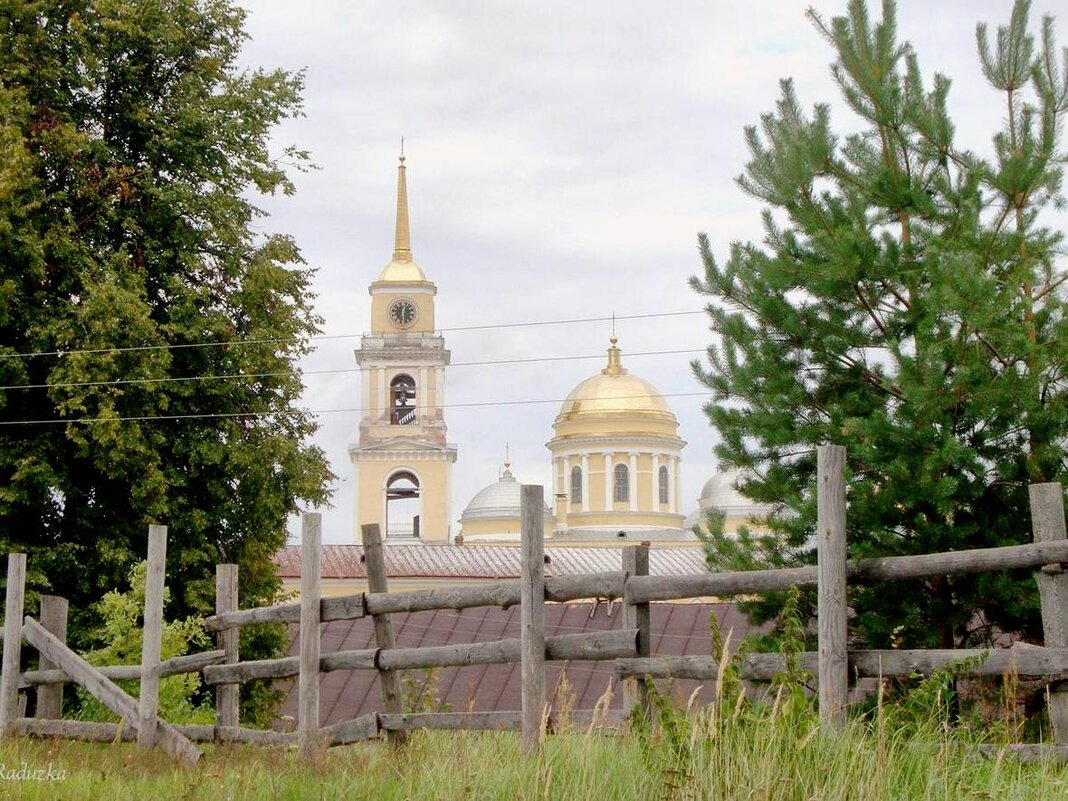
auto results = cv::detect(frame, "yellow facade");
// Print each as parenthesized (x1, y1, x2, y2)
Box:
(459, 513, 555, 541)
(369, 282, 436, 334)
(352, 456, 453, 542)
(350, 155, 457, 543)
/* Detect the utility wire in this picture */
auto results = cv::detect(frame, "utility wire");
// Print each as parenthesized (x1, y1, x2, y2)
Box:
(0, 348, 707, 393)
(443, 310, 702, 333)
(0, 310, 705, 362)
(0, 390, 712, 427)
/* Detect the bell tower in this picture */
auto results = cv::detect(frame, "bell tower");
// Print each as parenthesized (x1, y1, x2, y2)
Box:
(350, 151, 457, 543)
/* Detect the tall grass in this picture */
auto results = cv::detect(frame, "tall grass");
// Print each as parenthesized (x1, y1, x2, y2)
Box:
(0, 696, 1065, 800)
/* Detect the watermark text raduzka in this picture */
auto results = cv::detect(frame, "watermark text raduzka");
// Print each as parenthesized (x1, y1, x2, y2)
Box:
(0, 762, 67, 781)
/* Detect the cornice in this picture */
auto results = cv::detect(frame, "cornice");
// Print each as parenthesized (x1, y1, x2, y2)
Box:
(355, 349, 451, 367)
(349, 445, 458, 462)
(546, 435, 687, 454)
(369, 282, 436, 294)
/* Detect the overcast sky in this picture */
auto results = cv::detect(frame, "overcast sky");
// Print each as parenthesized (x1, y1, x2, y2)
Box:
(232, 0, 1036, 543)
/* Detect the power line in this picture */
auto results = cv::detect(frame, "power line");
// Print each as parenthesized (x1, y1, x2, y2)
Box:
(0, 310, 706, 362)
(442, 310, 702, 333)
(0, 390, 713, 427)
(0, 348, 707, 393)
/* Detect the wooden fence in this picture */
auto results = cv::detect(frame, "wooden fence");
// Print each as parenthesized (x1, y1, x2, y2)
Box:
(0, 445, 1066, 764)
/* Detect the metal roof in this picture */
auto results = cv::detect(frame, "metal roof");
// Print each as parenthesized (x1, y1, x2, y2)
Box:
(277, 602, 759, 726)
(275, 544, 708, 580)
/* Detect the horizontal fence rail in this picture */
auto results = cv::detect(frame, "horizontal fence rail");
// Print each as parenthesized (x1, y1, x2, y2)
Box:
(202, 629, 638, 685)
(625, 540, 1068, 604)
(616, 644, 1068, 682)
(203, 573, 625, 632)
(21, 651, 226, 688)
(12, 708, 629, 748)
(15, 718, 298, 746)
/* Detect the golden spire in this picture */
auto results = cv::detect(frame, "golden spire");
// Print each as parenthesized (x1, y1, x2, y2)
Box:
(602, 334, 626, 376)
(393, 140, 411, 263)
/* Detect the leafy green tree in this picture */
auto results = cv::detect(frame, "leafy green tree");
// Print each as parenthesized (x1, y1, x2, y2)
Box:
(76, 561, 213, 724)
(0, 0, 331, 646)
(691, 0, 1067, 649)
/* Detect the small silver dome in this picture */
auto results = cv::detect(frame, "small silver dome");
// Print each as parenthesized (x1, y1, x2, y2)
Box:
(698, 468, 775, 519)
(460, 466, 552, 523)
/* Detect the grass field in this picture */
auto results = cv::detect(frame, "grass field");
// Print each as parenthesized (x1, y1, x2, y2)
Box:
(1, 699, 1066, 801)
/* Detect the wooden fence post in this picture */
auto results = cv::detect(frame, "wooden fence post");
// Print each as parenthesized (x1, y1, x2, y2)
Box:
(520, 484, 546, 751)
(1030, 482, 1068, 743)
(215, 564, 239, 730)
(362, 522, 407, 746)
(299, 513, 322, 760)
(138, 524, 168, 750)
(817, 445, 848, 730)
(0, 553, 26, 736)
(36, 596, 68, 720)
(622, 543, 651, 720)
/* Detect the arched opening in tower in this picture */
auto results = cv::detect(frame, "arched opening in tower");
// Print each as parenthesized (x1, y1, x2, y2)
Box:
(390, 374, 417, 425)
(386, 470, 420, 539)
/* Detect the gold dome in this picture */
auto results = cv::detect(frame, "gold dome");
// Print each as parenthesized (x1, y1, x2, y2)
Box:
(555, 338, 676, 423)
(376, 256, 428, 282)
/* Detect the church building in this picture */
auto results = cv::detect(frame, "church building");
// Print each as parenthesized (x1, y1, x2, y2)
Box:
(350, 153, 763, 548)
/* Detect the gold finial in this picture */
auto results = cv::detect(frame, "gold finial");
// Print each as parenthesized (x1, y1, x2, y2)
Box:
(603, 334, 625, 376)
(502, 443, 514, 479)
(393, 141, 411, 262)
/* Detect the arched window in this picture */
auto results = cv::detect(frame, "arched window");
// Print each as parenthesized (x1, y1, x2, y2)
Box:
(386, 471, 420, 539)
(613, 463, 629, 503)
(658, 465, 669, 505)
(570, 466, 582, 503)
(390, 374, 417, 425)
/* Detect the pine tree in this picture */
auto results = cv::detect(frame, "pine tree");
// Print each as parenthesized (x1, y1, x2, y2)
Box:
(0, 1, 332, 636)
(691, 0, 1068, 649)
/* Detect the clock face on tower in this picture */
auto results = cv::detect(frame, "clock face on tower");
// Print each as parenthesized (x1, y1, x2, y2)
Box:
(388, 297, 417, 328)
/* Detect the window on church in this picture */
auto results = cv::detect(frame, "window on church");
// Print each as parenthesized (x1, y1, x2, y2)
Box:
(614, 463, 629, 503)
(390, 374, 417, 425)
(659, 465, 669, 505)
(570, 466, 582, 503)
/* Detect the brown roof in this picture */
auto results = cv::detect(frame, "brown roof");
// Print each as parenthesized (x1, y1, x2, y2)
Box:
(274, 544, 708, 581)
(278, 602, 759, 726)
